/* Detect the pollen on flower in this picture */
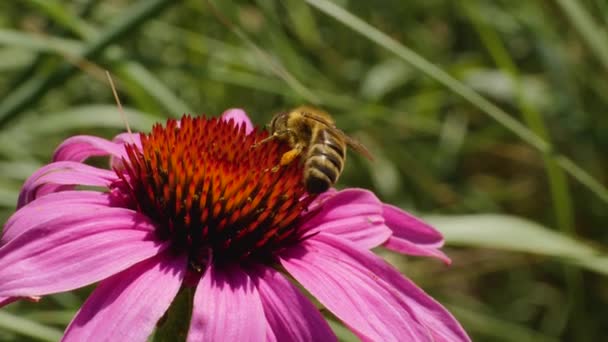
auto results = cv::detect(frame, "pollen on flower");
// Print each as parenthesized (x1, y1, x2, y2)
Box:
(113, 116, 312, 267)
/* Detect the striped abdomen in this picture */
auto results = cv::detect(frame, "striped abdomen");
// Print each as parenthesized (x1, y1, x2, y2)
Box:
(304, 128, 346, 193)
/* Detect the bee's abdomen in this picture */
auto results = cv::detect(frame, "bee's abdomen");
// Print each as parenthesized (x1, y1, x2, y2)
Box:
(304, 130, 346, 194)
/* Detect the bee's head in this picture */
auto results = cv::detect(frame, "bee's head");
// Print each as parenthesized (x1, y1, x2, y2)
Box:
(269, 111, 289, 133)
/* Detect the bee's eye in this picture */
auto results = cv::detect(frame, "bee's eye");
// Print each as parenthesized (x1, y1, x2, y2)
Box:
(270, 114, 284, 132)
(269, 118, 276, 131)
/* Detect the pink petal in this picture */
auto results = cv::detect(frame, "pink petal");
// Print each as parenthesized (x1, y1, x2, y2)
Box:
(112, 132, 142, 148)
(280, 236, 429, 341)
(266, 329, 278, 342)
(302, 189, 391, 249)
(63, 251, 187, 342)
(383, 204, 444, 245)
(383, 237, 451, 264)
(221, 108, 254, 135)
(111, 133, 142, 169)
(250, 266, 336, 342)
(306, 188, 338, 205)
(12, 189, 111, 209)
(382, 204, 451, 263)
(188, 264, 266, 342)
(3, 191, 113, 242)
(0, 296, 18, 307)
(18, 161, 117, 208)
(53, 135, 125, 163)
(283, 234, 470, 342)
(0, 207, 166, 298)
(0, 295, 42, 308)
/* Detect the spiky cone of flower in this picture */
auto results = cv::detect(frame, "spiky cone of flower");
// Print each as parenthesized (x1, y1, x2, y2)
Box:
(0, 109, 470, 342)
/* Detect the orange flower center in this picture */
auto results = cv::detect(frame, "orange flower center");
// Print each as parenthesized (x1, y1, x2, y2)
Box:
(114, 116, 313, 267)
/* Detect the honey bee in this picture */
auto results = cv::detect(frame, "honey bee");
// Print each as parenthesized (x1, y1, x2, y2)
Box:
(254, 106, 372, 194)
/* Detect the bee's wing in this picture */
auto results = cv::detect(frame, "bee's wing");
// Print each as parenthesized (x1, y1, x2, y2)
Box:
(298, 110, 334, 126)
(343, 134, 374, 161)
(300, 111, 374, 161)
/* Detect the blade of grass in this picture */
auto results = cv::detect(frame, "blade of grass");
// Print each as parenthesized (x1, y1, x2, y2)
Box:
(12, 105, 157, 134)
(7, 0, 99, 90)
(0, 310, 63, 342)
(205, 0, 321, 104)
(0, 29, 82, 55)
(447, 304, 559, 342)
(25, 0, 192, 116)
(0, 0, 177, 127)
(305, 0, 608, 205)
(27, 0, 97, 39)
(144, 21, 417, 126)
(463, 2, 584, 337)
(592, 0, 608, 28)
(427, 214, 608, 275)
(25, 310, 76, 326)
(554, 0, 608, 74)
(116, 62, 192, 117)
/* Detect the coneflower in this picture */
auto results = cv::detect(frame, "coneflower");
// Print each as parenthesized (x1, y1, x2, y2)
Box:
(0, 109, 469, 341)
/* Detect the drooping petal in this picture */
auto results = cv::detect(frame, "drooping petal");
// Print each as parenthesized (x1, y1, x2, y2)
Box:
(0, 295, 42, 309)
(383, 236, 450, 264)
(250, 266, 336, 342)
(53, 135, 125, 163)
(301, 189, 391, 249)
(18, 161, 117, 208)
(221, 108, 254, 135)
(382, 204, 451, 263)
(0, 207, 166, 298)
(0, 296, 17, 307)
(112, 132, 142, 149)
(111, 132, 142, 169)
(3, 191, 113, 242)
(282, 234, 470, 342)
(63, 251, 187, 342)
(188, 264, 266, 342)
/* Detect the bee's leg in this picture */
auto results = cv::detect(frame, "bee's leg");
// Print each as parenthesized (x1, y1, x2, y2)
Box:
(252, 130, 291, 148)
(251, 134, 276, 148)
(280, 144, 304, 165)
(271, 144, 304, 172)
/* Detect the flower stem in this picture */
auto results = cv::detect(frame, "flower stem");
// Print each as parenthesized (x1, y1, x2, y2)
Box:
(153, 287, 194, 342)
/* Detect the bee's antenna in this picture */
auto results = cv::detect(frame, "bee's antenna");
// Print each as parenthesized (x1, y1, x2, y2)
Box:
(105, 71, 133, 139)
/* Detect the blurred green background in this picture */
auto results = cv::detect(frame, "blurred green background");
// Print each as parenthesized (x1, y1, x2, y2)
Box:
(1, 0, 608, 341)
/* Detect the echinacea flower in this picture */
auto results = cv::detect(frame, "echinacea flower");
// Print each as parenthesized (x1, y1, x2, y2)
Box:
(0, 109, 470, 341)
